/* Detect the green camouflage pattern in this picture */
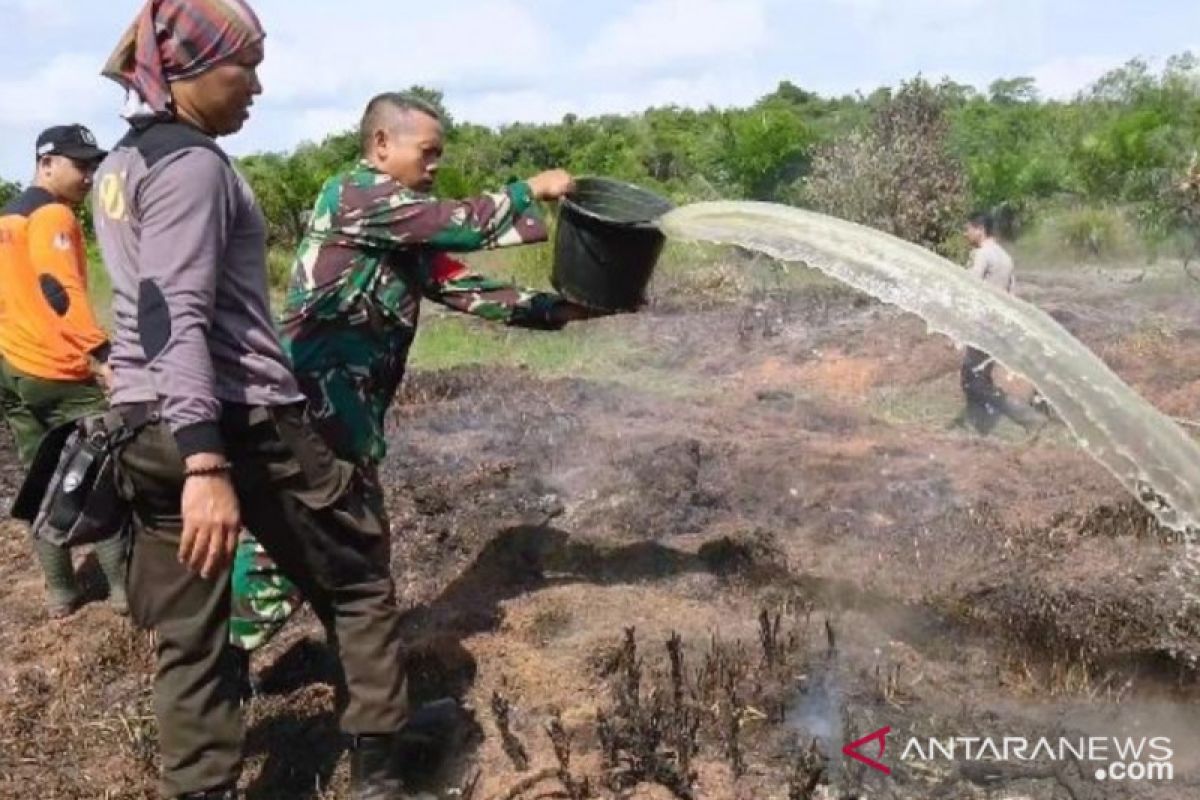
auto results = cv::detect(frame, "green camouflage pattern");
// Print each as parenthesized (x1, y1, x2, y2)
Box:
(229, 531, 301, 651)
(231, 162, 566, 652)
(278, 160, 565, 466)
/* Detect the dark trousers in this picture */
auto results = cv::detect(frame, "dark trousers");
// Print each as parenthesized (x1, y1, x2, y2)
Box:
(0, 354, 127, 609)
(117, 403, 408, 797)
(960, 347, 1037, 434)
(0, 355, 107, 464)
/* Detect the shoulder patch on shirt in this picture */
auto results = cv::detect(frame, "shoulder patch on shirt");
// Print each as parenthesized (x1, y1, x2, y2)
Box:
(96, 172, 128, 221)
(116, 122, 230, 169)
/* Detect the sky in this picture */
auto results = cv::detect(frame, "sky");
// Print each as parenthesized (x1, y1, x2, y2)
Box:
(0, 0, 1196, 180)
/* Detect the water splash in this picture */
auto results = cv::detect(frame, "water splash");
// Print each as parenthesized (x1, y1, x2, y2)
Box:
(660, 201, 1200, 617)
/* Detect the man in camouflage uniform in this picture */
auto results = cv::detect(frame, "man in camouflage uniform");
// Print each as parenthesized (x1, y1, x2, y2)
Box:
(229, 92, 593, 656)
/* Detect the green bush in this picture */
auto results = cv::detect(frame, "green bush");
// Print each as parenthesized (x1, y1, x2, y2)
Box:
(464, 242, 557, 289)
(805, 78, 970, 256)
(1054, 207, 1137, 260)
(0, 179, 19, 208)
(86, 241, 113, 325)
(1016, 205, 1140, 264)
(267, 246, 296, 293)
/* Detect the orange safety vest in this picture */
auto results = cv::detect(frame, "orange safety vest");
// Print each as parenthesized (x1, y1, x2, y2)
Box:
(0, 188, 109, 381)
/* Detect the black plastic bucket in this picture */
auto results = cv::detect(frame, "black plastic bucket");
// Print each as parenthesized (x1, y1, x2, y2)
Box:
(552, 177, 675, 311)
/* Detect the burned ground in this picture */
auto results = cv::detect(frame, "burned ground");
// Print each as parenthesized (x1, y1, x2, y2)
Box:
(2, 264, 1199, 799)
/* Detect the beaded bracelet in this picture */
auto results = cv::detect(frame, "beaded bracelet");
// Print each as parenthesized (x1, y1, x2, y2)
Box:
(184, 462, 233, 478)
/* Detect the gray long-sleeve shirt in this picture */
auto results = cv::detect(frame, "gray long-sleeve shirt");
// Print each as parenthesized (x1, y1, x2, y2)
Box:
(93, 122, 302, 458)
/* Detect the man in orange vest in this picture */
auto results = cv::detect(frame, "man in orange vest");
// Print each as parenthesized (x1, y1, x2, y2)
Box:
(0, 124, 128, 619)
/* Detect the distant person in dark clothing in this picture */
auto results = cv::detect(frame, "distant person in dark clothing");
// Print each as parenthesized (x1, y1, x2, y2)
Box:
(957, 212, 1041, 434)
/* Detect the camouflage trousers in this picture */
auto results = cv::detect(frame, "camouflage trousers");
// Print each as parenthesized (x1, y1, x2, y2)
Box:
(230, 532, 303, 651)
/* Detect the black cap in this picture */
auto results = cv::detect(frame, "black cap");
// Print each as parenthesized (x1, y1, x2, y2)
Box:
(35, 124, 106, 163)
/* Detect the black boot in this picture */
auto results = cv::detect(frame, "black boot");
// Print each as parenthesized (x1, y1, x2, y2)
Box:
(396, 698, 465, 778)
(351, 734, 406, 800)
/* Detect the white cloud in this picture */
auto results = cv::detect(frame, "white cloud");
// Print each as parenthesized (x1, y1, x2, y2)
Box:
(453, 90, 574, 127)
(232, 0, 773, 155)
(218, 102, 364, 159)
(226, 69, 771, 160)
(578, 72, 771, 116)
(825, 0, 1050, 70)
(255, 0, 554, 103)
(223, 68, 771, 160)
(0, 52, 114, 127)
(1030, 55, 1124, 99)
(287, 105, 361, 146)
(0, 0, 1194, 177)
(0, 52, 126, 179)
(829, 0, 996, 31)
(453, 70, 769, 127)
(580, 0, 768, 77)
(0, 0, 77, 30)
(832, 0, 987, 16)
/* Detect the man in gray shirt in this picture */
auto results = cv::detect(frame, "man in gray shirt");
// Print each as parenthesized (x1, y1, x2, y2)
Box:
(93, 1, 412, 797)
(958, 212, 1039, 434)
(968, 218, 1016, 293)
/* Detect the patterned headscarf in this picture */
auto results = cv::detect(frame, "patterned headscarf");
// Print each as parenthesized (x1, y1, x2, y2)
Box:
(101, 0, 265, 123)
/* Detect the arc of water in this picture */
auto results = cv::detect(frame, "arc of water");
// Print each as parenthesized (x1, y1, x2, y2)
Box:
(661, 201, 1200, 534)
(660, 201, 1200, 625)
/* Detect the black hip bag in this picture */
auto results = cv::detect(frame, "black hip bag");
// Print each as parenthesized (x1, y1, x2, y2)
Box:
(11, 407, 157, 547)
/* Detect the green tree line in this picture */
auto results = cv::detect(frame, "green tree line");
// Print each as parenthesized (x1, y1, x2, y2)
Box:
(4, 56, 1198, 260)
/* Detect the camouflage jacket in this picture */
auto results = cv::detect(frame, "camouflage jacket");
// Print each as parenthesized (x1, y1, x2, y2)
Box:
(278, 161, 565, 465)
